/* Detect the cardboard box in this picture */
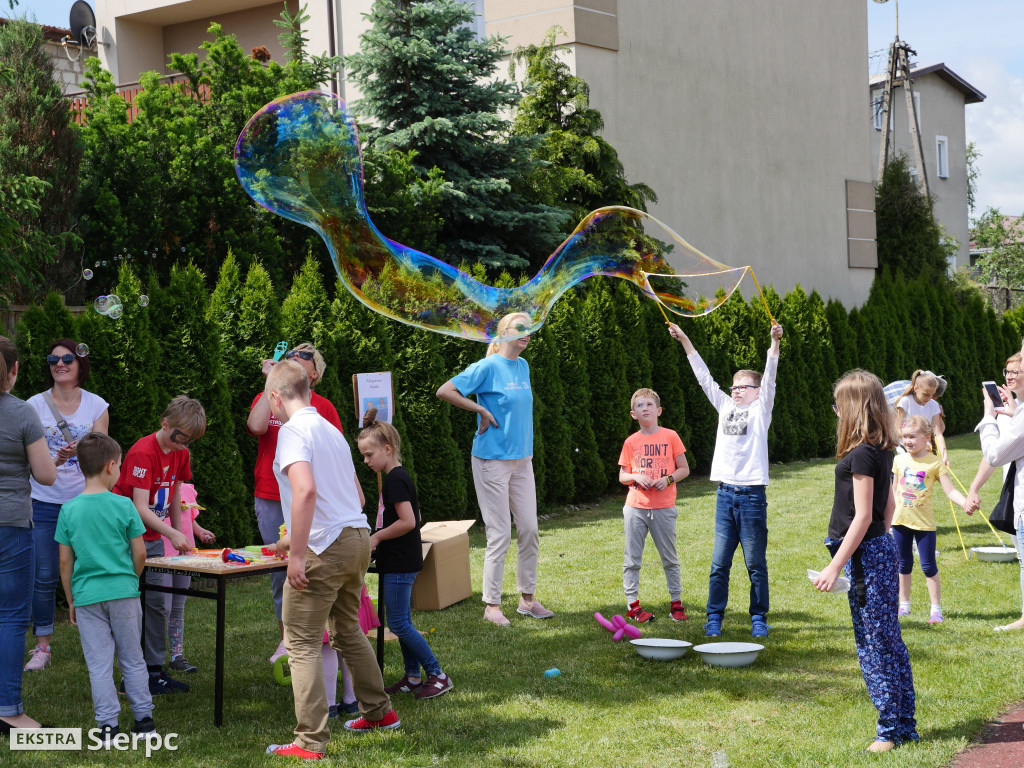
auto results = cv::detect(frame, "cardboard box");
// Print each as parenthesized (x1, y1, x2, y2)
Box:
(411, 520, 475, 611)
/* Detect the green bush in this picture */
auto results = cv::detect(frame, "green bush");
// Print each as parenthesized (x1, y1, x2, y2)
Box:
(12, 292, 77, 399)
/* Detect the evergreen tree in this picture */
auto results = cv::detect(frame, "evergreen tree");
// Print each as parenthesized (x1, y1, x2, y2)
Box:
(826, 299, 857, 375)
(614, 283, 654, 396)
(581, 281, 631, 481)
(509, 28, 657, 225)
(0, 20, 82, 302)
(147, 264, 251, 544)
(281, 254, 345, 411)
(344, 0, 567, 270)
(208, 253, 283, 496)
(875, 153, 948, 280)
(73, 265, 160, 451)
(545, 289, 605, 498)
(387, 322, 467, 520)
(643, 303, 692, 462)
(329, 280, 403, 510)
(12, 293, 77, 399)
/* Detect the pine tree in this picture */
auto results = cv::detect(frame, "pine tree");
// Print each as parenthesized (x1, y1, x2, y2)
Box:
(344, 0, 566, 270)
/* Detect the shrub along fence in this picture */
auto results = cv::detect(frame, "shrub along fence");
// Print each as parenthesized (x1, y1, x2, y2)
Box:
(12, 259, 1018, 541)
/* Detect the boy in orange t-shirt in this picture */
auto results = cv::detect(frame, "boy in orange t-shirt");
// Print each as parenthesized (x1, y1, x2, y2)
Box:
(617, 388, 690, 623)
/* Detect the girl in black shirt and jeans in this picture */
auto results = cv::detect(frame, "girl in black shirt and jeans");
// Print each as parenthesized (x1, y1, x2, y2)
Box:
(357, 419, 453, 700)
(813, 370, 917, 753)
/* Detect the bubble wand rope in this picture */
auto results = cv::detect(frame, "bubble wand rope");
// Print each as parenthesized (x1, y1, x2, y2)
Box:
(746, 267, 777, 324)
(946, 496, 969, 561)
(946, 466, 1008, 548)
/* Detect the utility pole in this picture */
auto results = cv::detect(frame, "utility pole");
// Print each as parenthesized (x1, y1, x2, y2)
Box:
(874, 0, 929, 196)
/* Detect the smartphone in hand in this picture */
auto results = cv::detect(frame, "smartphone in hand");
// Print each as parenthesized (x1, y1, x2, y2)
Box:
(983, 381, 1004, 409)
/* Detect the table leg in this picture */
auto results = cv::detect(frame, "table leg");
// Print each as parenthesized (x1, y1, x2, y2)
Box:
(215, 576, 226, 727)
(376, 593, 385, 672)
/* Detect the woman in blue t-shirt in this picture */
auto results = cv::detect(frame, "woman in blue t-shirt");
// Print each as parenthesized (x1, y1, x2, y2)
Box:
(436, 313, 553, 626)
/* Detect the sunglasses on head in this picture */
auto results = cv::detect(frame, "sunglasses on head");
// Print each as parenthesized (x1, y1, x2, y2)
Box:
(46, 353, 76, 366)
(285, 350, 315, 361)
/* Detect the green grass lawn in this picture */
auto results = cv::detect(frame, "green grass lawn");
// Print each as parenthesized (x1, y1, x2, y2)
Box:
(12, 433, 1024, 767)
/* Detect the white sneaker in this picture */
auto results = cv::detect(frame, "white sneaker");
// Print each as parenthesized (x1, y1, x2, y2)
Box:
(24, 646, 51, 672)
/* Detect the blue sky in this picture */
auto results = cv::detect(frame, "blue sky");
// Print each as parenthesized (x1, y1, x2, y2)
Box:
(19, 0, 1024, 218)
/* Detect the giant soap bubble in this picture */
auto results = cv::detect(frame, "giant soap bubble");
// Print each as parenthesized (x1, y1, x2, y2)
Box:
(235, 91, 760, 342)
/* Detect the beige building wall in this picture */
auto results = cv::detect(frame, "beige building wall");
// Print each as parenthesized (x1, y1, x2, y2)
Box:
(491, 0, 876, 308)
(870, 72, 975, 270)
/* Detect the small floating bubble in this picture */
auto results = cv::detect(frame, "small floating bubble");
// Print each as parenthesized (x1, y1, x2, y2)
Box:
(107, 305, 123, 320)
(101, 260, 107, 267)
(138, 295, 149, 307)
(93, 296, 110, 314)
(83, 269, 93, 280)
(94, 261, 100, 268)
(75, 343, 90, 357)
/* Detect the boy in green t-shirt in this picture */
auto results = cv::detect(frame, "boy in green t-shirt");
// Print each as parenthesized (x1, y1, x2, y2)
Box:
(56, 432, 157, 742)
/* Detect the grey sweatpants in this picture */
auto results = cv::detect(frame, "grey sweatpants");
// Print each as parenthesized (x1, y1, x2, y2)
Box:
(623, 505, 681, 604)
(76, 597, 153, 726)
(143, 538, 170, 668)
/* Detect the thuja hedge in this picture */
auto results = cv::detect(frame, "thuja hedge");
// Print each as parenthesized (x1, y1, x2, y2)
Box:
(13, 261, 1018, 539)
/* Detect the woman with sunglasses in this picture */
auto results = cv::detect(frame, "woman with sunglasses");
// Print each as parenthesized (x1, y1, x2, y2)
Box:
(1, 335, 57, 734)
(965, 352, 1024, 632)
(247, 342, 343, 662)
(437, 313, 553, 626)
(24, 339, 109, 672)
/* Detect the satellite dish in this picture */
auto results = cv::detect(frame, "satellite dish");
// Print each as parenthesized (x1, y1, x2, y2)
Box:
(872, 0, 890, 4)
(69, 1, 97, 49)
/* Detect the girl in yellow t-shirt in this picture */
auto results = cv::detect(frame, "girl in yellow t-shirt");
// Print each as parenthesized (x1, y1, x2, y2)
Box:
(891, 416, 967, 623)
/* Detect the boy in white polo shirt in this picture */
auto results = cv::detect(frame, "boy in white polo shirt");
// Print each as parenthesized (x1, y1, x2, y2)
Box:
(263, 362, 398, 761)
(668, 321, 783, 639)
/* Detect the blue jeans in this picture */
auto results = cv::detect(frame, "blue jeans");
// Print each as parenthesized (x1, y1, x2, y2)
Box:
(380, 571, 441, 678)
(0, 526, 35, 716)
(706, 483, 769, 618)
(31, 500, 62, 638)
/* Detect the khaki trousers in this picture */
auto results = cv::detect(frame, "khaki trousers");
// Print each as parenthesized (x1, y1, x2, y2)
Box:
(283, 527, 391, 752)
(472, 456, 539, 605)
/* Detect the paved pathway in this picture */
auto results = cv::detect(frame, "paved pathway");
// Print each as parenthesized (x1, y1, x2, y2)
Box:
(947, 702, 1024, 768)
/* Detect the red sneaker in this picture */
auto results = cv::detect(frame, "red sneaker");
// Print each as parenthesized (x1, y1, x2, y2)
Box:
(669, 600, 688, 621)
(265, 742, 325, 760)
(626, 601, 655, 623)
(344, 709, 400, 732)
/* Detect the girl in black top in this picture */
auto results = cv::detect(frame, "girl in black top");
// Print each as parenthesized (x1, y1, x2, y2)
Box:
(813, 370, 917, 753)
(357, 419, 452, 700)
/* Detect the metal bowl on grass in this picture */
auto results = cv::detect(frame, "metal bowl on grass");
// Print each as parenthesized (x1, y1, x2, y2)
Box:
(629, 638, 692, 661)
(692, 642, 764, 668)
(971, 546, 1018, 563)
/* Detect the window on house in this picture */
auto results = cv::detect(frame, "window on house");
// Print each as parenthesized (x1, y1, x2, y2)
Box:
(873, 92, 883, 130)
(936, 136, 949, 179)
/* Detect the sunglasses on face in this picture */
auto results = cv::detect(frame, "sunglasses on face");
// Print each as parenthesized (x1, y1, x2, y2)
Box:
(46, 353, 76, 366)
(730, 384, 759, 393)
(169, 429, 195, 447)
(285, 350, 315, 361)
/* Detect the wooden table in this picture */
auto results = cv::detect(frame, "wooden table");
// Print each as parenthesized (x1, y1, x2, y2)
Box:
(141, 555, 287, 727)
